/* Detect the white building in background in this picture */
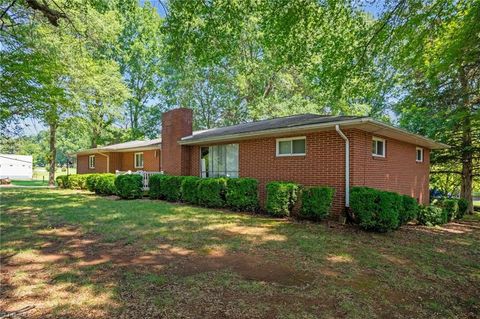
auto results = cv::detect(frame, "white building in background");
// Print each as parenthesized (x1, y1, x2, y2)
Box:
(0, 154, 33, 179)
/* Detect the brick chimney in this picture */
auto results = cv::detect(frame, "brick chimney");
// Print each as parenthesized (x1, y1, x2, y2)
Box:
(161, 108, 193, 175)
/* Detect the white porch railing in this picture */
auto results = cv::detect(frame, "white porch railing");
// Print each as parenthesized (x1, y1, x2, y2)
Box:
(115, 170, 163, 191)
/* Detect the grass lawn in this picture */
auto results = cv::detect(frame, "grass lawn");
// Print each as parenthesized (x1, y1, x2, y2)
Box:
(10, 180, 50, 187)
(1, 189, 479, 318)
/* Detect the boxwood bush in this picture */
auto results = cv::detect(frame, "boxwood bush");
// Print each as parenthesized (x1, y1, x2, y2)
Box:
(399, 195, 419, 225)
(299, 186, 335, 220)
(265, 181, 299, 217)
(67, 174, 90, 190)
(56, 175, 69, 188)
(441, 199, 459, 221)
(350, 187, 401, 232)
(457, 198, 468, 219)
(181, 176, 201, 204)
(115, 174, 143, 199)
(86, 174, 101, 192)
(94, 174, 116, 195)
(197, 178, 227, 207)
(417, 205, 447, 226)
(148, 174, 166, 199)
(225, 178, 259, 211)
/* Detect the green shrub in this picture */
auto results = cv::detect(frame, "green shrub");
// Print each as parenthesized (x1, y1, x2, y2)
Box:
(86, 174, 101, 192)
(265, 182, 299, 217)
(181, 176, 201, 204)
(148, 174, 166, 199)
(115, 174, 143, 199)
(225, 178, 259, 212)
(95, 174, 116, 195)
(441, 199, 459, 221)
(299, 186, 334, 220)
(350, 187, 400, 232)
(418, 205, 447, 226)
(161, 175, 185, 201)
(197, 178, 227, 207)
(457, 198, 469, 219)
(56, 175, 69, 188)
(399, 195, 419, 225)
(67, 174, 90, 190)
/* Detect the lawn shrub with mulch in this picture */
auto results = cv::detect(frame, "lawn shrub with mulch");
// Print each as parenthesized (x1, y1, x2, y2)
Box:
(298, 186, 334, 221)
(225, 178, 259, 212)
(115, 174, 143, 199)
(265, 181, 299, 217)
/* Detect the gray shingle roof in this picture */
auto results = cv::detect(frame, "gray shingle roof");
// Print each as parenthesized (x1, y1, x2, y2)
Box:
(182, 114, 366, 142)
(101, 138, 162, 150)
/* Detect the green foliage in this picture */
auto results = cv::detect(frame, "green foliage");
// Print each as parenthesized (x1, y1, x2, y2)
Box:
(86, 174, 101, 192)
(457, 198, 469, 219)
(441, 199, 459, 222)
(399, 195, 419, 225)
(148, 174, 165, 199)
(67, 174, 90, 190)
(181, 176, 201, 204)
(94, 174, 117, 195)
(197, 178, 227, 208)
(265, 182, 299, 217)
(115, 174, 143, 199)
(148, 174, 185, 201)
(350, 187, 401, 232)
(299, 187, 335, 221)
(55, 175, 69, 188)
(418, 205, 448, 226)
(225, 178, 259, 212)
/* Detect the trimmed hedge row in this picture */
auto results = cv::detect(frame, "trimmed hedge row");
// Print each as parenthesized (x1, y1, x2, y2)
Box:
(299, 186, 335, 221)
(265, 182, 299, 217)
(115, 174, 143, 199)
(86, 174, 116, 195)
(56, 174, 91, 190)
(148, 175, 258, 211)
(350, 187, 419, 232)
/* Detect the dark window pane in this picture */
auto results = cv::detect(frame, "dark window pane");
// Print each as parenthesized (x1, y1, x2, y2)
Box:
(292, 139, 306, 154)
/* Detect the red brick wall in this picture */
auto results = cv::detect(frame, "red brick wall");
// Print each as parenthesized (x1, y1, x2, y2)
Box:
(119, 150, 161, 171)
(187, 129, 431, 214)
(161, 108, 193, 175)
(77, 150, 161, 174)
(350, 130, 430, 205)
(77, 154, 109, 174)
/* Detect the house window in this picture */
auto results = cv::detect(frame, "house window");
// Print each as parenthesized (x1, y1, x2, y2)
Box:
(89, 155, 95, 169)
(134, 152, 144, 169)
(201, 144, 239, 178)
(372, 137, 385, 157)
(416, 147, 424, 162)
(276, 137, 306, 156)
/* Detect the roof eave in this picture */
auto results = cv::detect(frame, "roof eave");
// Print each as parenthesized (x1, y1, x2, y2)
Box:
(179, 118, 449, 149)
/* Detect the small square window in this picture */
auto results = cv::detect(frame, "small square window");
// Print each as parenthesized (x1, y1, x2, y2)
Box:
(276, 137, 306, 156)
(89, 155, 95, 169)
(372, 137, 385, 157)
(416, 147, 424, 162)
(134, 152, 144, 169)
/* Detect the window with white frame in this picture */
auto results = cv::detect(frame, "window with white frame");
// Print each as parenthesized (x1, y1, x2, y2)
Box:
(416, 147, 424, 162)
(134, 152, 144, 168)
(201, 144, 239, 178)
(372, 137, 386, 157)
(88, 155, 95, 169)
(276, 137, 306, 156)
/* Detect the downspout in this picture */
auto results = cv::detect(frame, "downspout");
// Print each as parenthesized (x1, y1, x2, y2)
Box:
(335, 125, 350, 208)
(97, 152, 110, 173)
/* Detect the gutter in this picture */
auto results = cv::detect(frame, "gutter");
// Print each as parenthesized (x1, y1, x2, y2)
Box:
(335, 125, 350, 208)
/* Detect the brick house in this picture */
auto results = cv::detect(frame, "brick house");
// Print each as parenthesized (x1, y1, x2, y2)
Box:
(75, 108, 447, 214)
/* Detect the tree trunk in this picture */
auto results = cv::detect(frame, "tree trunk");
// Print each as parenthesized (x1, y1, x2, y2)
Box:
(459, 67, 474, 214)
(48, 123, 57, 187)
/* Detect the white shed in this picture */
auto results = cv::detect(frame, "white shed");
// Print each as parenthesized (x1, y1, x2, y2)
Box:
(0, 154, 33, 179)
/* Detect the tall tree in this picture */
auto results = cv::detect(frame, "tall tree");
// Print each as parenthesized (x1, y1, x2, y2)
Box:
(115, 0, 164, 139)
(374, 0, 480, 213)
